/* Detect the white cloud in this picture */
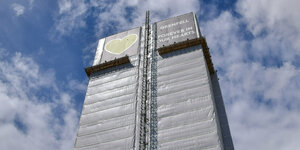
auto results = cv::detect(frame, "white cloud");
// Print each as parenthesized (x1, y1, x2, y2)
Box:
(92, 0, 200, 36)
(229, 96, 300, 150)
(52, 0, 300, 149)
(11, 3, 25, 16)
(79, 0, 201, 66)
(82, 40, 98, 67)
(54, 0, 88, 35)
(54, 0, 201, 65)
(236, 0, 300, 54)
(29, 0, 35, 9)
(201, 3, 300, 150)
(54, 0, 200, 36)
(0, 51, 80, 150)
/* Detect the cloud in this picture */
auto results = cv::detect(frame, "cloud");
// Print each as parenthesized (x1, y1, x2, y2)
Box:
(229, 94, 300, 150)
(54, 0, 88, 35)
(55, 0, 200, 37)
(11, 3, 25, 16)
(237, 0, 300, 38)
(76, 0, 201, 66)
(82, 40, 98, 67)
(201, 2, 300, 149)
(0, 50, 80, 150)
(236, 0, 300, 63)
(29, 0, 35, 9)
(90, 0, 200, 37)
(52, 0, 300, 149)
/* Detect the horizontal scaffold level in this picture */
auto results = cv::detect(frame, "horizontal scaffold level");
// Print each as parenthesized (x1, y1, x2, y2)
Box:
(85, 55, 130, 77)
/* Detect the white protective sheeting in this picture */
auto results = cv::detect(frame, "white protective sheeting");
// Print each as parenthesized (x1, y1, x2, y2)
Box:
(211, 73, 234, 150)
(75, 12, 234, 150)
(74, 55, 140, 150)
(93, 38, 105, 66)
(155, 45, 223, 150)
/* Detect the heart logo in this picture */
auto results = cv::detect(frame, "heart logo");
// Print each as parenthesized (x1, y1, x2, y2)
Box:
(105, 34, 138, 54)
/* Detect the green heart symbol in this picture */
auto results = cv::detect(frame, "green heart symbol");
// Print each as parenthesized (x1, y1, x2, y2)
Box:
(105, 34, 138, 54)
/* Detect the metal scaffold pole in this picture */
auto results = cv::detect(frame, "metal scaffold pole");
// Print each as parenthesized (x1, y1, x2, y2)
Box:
(139, 10, 150, 150)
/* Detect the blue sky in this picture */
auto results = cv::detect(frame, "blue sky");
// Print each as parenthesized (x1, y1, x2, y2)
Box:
(0, 0, 300, 149)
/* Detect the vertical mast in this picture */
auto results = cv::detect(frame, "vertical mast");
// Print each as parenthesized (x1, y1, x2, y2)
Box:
(139, 10, 150, 150)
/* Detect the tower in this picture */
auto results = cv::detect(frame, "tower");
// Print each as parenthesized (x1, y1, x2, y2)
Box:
(74, 12, 234, 150)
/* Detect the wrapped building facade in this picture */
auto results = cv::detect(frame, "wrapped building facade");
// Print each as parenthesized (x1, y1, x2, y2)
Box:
(74, 12, 234, 150)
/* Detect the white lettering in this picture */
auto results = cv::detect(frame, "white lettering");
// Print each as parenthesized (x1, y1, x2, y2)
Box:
(159, 19, 189, 30)
(157, 26, 196, 44)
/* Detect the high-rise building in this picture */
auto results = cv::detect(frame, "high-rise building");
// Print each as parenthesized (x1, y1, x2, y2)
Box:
(74, 12, 234, 150)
